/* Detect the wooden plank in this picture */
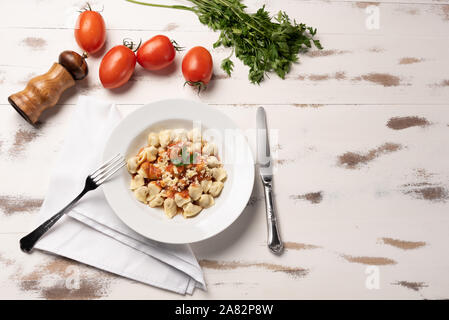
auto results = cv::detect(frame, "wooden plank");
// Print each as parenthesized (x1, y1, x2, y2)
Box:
(1, 104, 449, 299)
(1, 223, 448, 299)
(0, 0, 448, 36)
(1, 0, 449, 301)
(1, 29, 448, 105)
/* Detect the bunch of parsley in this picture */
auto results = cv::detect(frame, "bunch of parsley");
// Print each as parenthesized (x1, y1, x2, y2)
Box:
(126, 0, 322, 84)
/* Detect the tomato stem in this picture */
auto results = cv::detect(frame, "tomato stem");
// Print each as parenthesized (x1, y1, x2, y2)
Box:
(77, 2, 92, 12)
(78, 2, 104, 13)
(171, 39, 185, 52)
(184, 80, 207, 94)
(123, 38, 142, 52)
(134, 39, 142, 52)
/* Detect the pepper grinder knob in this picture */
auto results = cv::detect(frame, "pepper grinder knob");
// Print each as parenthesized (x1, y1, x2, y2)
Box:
(8, 51, 88, 125)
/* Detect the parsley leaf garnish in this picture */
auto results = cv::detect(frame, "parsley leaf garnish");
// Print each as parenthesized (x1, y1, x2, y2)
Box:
(171, 146, 198, 166)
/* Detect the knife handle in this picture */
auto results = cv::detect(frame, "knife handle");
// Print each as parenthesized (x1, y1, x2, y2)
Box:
(262, 181, 283, 254)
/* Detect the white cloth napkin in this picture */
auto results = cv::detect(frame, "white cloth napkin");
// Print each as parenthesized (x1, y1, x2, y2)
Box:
(34, 96, 205, 295)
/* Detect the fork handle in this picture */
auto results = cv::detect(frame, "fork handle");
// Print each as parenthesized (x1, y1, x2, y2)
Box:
(262, 182, 283, 254)
(20, 189, 88, 253)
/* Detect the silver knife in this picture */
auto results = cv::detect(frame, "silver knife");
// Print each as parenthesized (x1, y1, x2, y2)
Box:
(256, 107, 283, 254)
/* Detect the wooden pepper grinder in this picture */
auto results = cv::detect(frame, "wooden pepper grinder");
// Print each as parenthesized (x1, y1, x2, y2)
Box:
(8, 51, 88, 125)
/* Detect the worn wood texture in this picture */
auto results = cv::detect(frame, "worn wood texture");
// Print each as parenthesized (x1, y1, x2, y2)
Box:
(0, 0, 448, 299)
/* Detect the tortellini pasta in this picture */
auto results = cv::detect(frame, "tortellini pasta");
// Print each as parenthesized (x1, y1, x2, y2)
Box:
(164, 198, 177, 218)
(127, 156, 139, 174)
(147, 181, 162, 197)
(182, 203, 202, 218)
(209, 181, 224, 197)
(188, 183, 203, 201)
(138, 146, 158, 163)
(147, 132, 159, 147)
(175, 192, 191, 207)
(137, 162, 149, 179)
(200, 180, 212, 193)
(206, 156, 220, 168)
(159, 129, 172, 148)
(130, 174, 145, 190)
(188, 128, 202, 142)
(172, 129, 188, 143)
(134, 186, 148, 203)
(128, 128, 227, 219)
(202, 143, 217, 156)
(211, 167, 227, 182)
(148, 194, 164, 208)
(198, 194, 214, 208)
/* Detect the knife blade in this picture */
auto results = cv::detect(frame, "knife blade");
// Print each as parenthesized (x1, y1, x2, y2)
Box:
(256, 107, 283, 254)
(256, 107, 273, 179)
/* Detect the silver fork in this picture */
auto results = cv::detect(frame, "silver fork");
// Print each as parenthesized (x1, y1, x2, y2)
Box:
(20, 154, 126, 253)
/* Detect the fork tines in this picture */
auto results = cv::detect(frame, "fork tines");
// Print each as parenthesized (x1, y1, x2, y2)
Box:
(90, 154, 126, 186)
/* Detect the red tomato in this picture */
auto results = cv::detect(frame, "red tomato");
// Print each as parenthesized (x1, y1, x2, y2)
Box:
(137, 35, 176, 71)
(74, 10, 106, 54)
(182, 46, 213, 87)
(99, 45, 136, 89)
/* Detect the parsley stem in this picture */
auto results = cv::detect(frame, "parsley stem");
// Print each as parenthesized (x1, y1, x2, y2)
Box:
(125, 0, 196, 13)
(212, 0, 265, 35)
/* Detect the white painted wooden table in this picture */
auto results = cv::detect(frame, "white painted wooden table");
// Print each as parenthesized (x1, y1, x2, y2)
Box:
(1, 0, 448, 299)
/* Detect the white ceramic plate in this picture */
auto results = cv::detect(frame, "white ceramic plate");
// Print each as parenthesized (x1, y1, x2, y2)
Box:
(102, 99, 255, 244)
